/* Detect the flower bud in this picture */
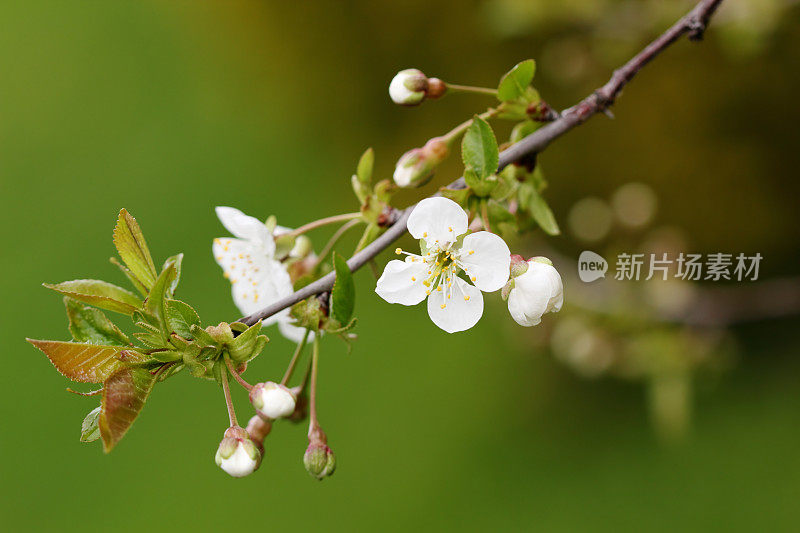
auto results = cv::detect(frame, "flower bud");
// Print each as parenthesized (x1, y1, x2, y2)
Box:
(393, 136, 449, 188)
(507, 257, 563, 327)
(303, 442, 336, 480)
(215, 426, 261, 478)
(426, 77, 447, 99)
(389, 68, 428, 106)
(245, 414, 272, 451)
(249, 381, 297, 420)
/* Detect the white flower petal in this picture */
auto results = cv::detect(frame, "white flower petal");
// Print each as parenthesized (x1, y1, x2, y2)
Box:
(213, 238, 292, 325)
(219, 443, 258, 478)
(375, 259, 429, 306)
(426, 277, 483, 333)
(407, 197, 468, 247)
(458, 232, 511, 292)
(508, 262, 563, 327)
(216, 206, 274, 255)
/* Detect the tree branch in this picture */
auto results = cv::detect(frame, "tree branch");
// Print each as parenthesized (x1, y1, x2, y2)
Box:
(239, 0, 725, 327)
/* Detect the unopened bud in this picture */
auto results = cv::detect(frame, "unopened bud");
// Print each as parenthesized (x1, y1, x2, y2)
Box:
(510, 254, 529, 278)
(249, 381, 297, 420)
(426, 77, 447, 99)
(393, 136, 450, 188)
(303, 442, 336, 480)
(389, 69, 428, 106)
(215, 426, 261, 478)
(246, 415, 272, 450)
(507, 257, 563, 327)
(289, 235, 313, 259)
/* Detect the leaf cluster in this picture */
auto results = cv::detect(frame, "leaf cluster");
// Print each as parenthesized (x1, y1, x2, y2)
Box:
(28, 210, 269, 451)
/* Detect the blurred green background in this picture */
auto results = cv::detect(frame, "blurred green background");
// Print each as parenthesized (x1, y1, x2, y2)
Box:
(1, 1, 799, 531)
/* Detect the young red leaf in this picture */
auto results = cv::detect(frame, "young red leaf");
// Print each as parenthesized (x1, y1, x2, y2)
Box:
(99, 367, 159, 452)
(27, 339, 126, 383)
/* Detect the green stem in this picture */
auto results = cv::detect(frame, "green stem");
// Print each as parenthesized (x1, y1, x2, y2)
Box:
(224, 355, 253, 391)
(281, 330, 311, 386)
(312, 218, 363, 272)
(221, 366, 238, 427)
(481, 200, 492, 233)
(285, 213, 361, 238)
(446, 83, 498, 97)
(441, 108, 500, 145)
(308, 335, 321, 437)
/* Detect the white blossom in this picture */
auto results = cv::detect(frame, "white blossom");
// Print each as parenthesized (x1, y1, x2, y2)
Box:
(507, 258, 563, 327)
(212, 206, 308, 340)
(376, 197, 510, 333)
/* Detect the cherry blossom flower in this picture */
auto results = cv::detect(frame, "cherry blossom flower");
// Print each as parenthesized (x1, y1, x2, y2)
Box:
(375, 197, 510, 333)
(212, 207, 307, 341)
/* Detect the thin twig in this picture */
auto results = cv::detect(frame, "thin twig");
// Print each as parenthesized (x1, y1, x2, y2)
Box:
(239, 0, 725, 327)
(284, 213, 361, 238)
(312, 218, 362, 271)
(308, 335, 321, 437)
(281, 330, 311, 386)
(221, 367, 238, 427)
(224, 355, 253, 391)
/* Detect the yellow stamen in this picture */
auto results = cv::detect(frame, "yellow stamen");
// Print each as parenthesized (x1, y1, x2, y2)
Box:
(471, 276, 477, 282)
(437, 286, 442, 292)
(469, 250, 474, 255)
(440, 304, 446, 309)
(423, 232, 427, 238)
(395, 248, 402, 255)
(464, 296, 470, 301)
(411, 277, 416, 282)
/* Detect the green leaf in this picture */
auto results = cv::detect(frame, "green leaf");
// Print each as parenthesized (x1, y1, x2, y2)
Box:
(464, 169, 498, 197)
(528, 188, 560, 236)
(99, 367, 159, 452)
(497, 59, 536, 102)
(80, 406, 102, 443)
(165, 299, 200, 339)
(461, 115, 499, 180)
(163, 253, 183, 298)
(144, 264, 177, 336)
(330, 252, 355, 325)
(27, 339, 126, 383)
(113, 209, 158, 291)
(356, 147, 374, 184)
(45, 279, 143, 315)
(110, 257, 148, 297)
(487, 199, 515, 224)
(229, 322, 268, 363)
(440, 186, 471, 207)
(65, 298, 131, 346)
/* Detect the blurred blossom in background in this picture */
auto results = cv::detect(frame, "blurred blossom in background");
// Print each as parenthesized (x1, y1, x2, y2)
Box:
(1, 0, 799, 531)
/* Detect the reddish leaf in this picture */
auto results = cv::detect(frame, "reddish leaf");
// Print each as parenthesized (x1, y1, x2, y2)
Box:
(27, 339, 126, 383)
(99, 367, 159, 452)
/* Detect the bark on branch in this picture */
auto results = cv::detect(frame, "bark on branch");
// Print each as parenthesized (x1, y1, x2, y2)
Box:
(239, 0, 726, 327)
